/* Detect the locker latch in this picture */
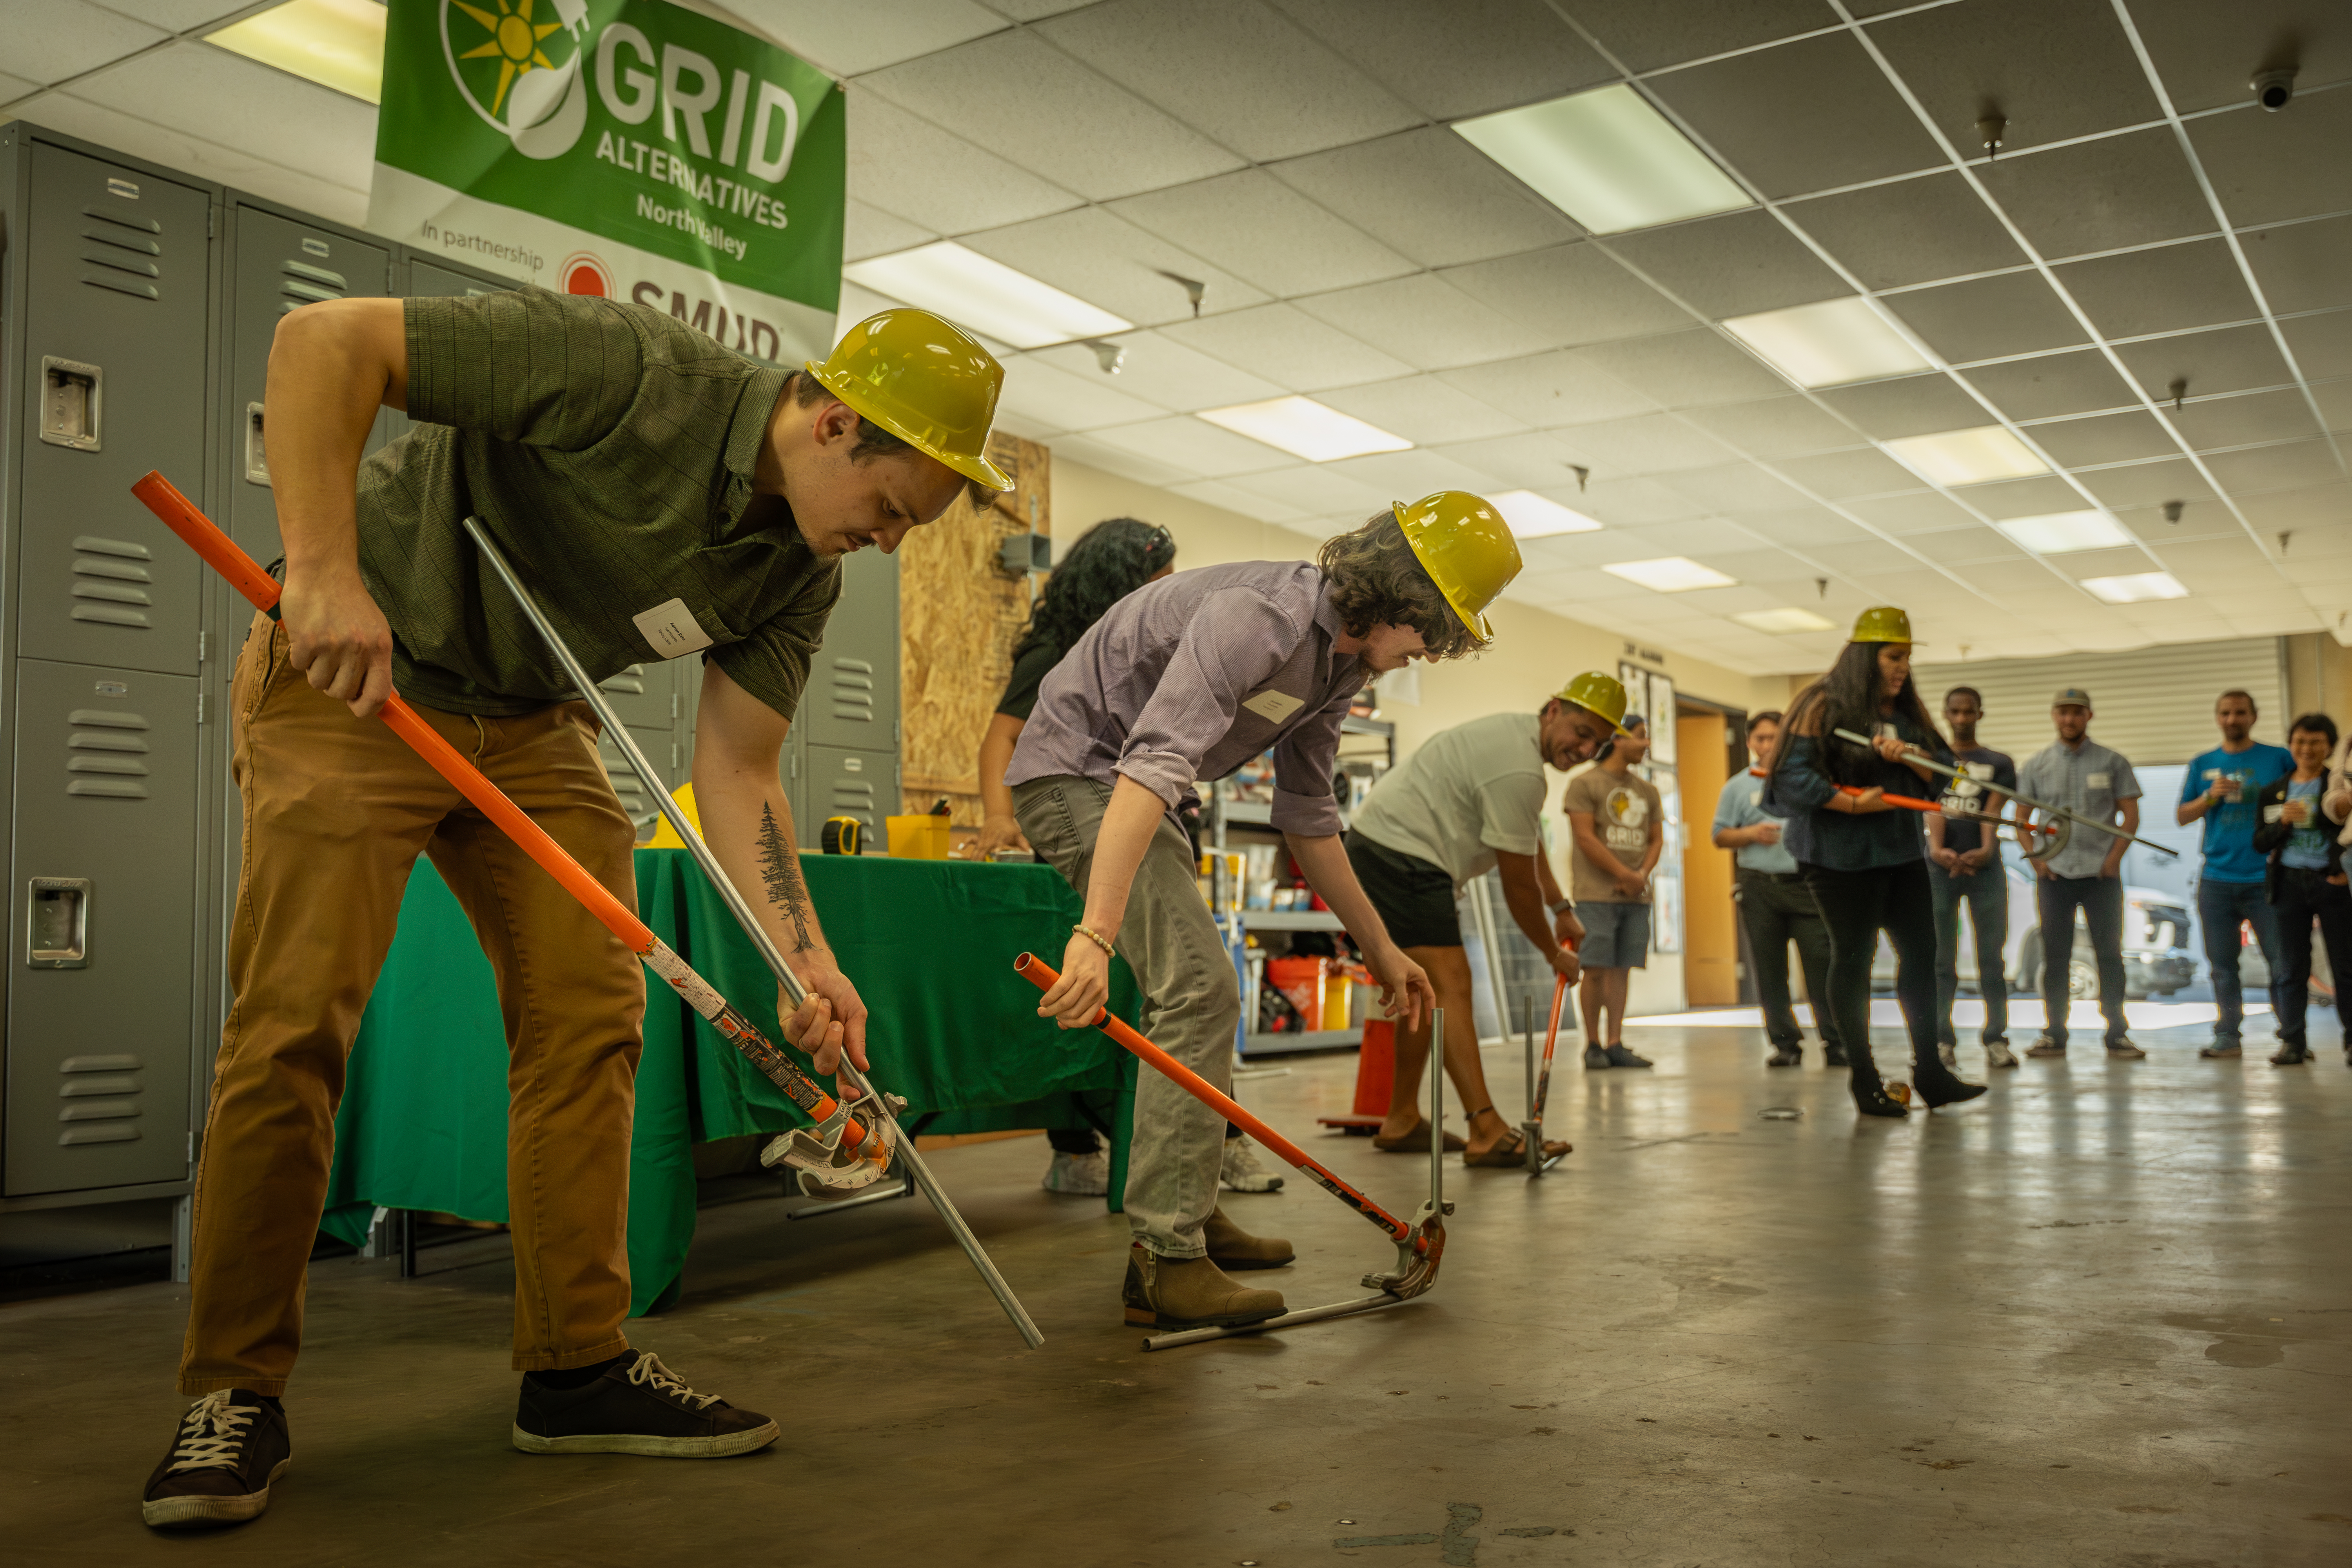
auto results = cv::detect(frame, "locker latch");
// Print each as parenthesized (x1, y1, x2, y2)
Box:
(244, 403, 270, 485)
(28, 878, 93, 968)
(39, 358, 102, 451)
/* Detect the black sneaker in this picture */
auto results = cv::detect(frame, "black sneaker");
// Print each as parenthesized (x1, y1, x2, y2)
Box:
(1765, 1046, 1802, 1067)
(1823, 1044, 1849, 1067)
(1604, 1044, 1653, 1069)
(514, 1352, 779, 1458)
(2198, 1041, 2242, 1060)
(2270, 1044, 2311, 1066)
(2106, 1038, 2147, 1060)
(142, 1388, 291, 1529)
(1583, 1045, 1611, 1069)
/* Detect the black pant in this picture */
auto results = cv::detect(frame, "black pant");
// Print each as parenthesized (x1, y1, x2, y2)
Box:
(1736, 868, 1841, 1051)
(1929, 861, 2009, 1046)
(1799, 859, 1939, 1073)
(2036, 875, 2126, 1045)
(2270, 867, 2352, 1047)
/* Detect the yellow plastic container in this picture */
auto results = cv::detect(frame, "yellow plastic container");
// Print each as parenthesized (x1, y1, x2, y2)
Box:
(644, 783, 702, 848)
(887, 813, 952, 860)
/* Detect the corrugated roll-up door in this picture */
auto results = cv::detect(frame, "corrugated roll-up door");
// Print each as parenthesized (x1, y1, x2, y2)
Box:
(1910, 639, 2285, 766)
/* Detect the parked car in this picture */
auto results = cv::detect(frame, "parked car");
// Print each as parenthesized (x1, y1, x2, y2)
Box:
(2221, 912, 2333, 1005)
(1871, 859, 2195, 999)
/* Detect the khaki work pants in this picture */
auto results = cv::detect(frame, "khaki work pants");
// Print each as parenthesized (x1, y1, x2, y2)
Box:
(177, 615, 646, 1395)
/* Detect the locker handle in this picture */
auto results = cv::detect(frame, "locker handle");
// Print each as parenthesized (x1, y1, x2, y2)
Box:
(28, 878, 92, 969)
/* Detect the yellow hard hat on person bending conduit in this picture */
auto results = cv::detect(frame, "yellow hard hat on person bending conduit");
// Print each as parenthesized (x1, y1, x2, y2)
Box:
(1848, 605, 1916, 644)
(1554, 671, 1633, 734)
(1392, 490, 1522, 646)
(806, 309, 1014, 492)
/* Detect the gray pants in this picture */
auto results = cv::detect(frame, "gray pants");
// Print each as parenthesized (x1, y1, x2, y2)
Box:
(1015, 775, 1237, 1259)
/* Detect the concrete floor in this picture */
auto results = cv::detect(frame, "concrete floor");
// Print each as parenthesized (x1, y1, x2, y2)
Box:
(5, 1018, 2348, 1566)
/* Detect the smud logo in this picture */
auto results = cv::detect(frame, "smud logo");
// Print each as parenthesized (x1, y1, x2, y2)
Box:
(442, 0, 592, 160)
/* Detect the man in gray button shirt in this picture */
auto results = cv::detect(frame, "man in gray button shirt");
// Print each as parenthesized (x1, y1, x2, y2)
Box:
(2018, 688, 2143, 1059)
(1711, 711, 1844, 1068)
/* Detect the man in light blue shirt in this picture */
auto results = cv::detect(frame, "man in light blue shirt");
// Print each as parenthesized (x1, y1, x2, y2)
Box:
(2176, 689, 2293, 1058)
(1711, 711, 1843, 1067)
(2018, 689, 2142, 1058)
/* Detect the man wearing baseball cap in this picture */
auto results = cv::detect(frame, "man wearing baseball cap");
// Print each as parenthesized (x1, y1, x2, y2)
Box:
(1344, 672, 1628, 1163)
(2017, 688, 2143, 1058)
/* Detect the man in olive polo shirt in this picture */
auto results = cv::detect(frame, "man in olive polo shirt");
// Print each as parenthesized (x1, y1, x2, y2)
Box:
(142, 289, 1005, 1530)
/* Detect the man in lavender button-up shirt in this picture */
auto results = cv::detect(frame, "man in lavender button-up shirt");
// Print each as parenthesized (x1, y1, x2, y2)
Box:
(1006, 493, 1521, 1336)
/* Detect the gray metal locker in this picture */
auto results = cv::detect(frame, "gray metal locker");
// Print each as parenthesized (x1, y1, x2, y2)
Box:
(796, 550, 900, 751)
(4, 661, 200, 1196)
(596, 723, 677, 835)
(801, 744, 889, 844)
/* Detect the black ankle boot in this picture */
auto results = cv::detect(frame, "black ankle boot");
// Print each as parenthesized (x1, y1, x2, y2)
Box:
(1912, 1058, 1987, 1109)
(1848, 1060, 1910, 1118)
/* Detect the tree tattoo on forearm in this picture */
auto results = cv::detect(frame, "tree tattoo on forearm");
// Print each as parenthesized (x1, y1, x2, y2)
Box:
(756, 803, 817, 953)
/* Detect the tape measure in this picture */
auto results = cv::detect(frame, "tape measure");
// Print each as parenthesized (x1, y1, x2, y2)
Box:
(820, 816, 863, 855)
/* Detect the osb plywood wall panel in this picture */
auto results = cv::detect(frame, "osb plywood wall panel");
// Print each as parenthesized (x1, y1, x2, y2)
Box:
(899, 431, 1049, 833)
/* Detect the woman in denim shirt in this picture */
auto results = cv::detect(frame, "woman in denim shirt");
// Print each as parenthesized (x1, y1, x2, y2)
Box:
(1765, 608, 1987, 1118)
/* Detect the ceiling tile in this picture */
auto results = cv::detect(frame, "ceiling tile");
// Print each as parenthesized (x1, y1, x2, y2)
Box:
(2242, 214, 2352, 317)
(1089, 415, 1297, 478)
(101, 1, 251, 28)
(2047, 545, 2156, 581)
(2076, 456, 2216, 509)
(1964, 474, 2094, 519)
(2053, 238, 2258, 342)
(2203, 437, 2347, 494)
(1294, 273, 1543, 372)
(1569, 330, 1788, 408)
(1316, 377, 1532, 446)
(2171, 388, 2323, 453)
(2021, 409, 2180, 468)
(1604, 210, 1848, 319)
(1031, 330, 1286, 414)
(1843, 490, 1980, 535)
(1439, 350, 1657, 426)
(846, 91, 1082, 235)
(1647, 32, 1942, 200)
(1903, 527, 2027, 566)
(860, 31, 1244, 201)
(1571, 477, 1709, 525)
(1675, 396, 1864, 457)
(1271, 128, 1581, 269)
(0, 71, 39, 102)
(1039, 0, 1418, 163)
(2316, 380, 2352, 437)
(1885, 271, 2089, 363)
(7, 0, 167, 86)
(1165, 477, 1310, 523)
(1552, 412, 1737, 474)
(2120, 321, 2303, 403)
(1962, 348, 2138, 421)
(842, 200, 935, 263)
(1267, 0, 1613, 119)
(996, 356, 1172, 432)
(1321, 448, 1508, 497)
(1110, 169, 1415, 297)
(2234, 485, 2352, 533)
(69, 42, 374, 193)
(1050, 431, 1193, 488)
(1732, 507, 1873, 548)
(2131, 0, 2352, 115)
(2278, 311, 2352, 382)
(988, 0, 1098, 16)
(1811, 372, 1989, 440)
(1978, 127, 2216, 260)
(1781, 172, 2027, 292)
(1769, 446, 1923, 499)
(730, 0, 1006, 75)
(1159, 303, 1416, 390)
(2153, 537, 2284, 584)
(1569, 0, 1838, 73)
(955, 206, 1270, 327)
(2117, 498, 2241, 544)
(1226, 464, 1394, 517)
(1704, 547, 1817, 583)
(1430, 432, 1601, 491)
(1611, 519, 1765, 557)
(1865, 0, 2158, 155)
(2189, 86, 2352, 229)
(1440, 243, 1694, 350)
(1662, 463, 1809, 513)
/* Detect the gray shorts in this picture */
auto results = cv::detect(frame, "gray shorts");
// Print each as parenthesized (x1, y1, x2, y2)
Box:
(1577, 901, 1651, 968)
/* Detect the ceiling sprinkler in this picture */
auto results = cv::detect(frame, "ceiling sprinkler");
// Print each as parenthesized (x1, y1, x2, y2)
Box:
(2162, 499, 2184, 524)
(1975, 112, 2006, 160)
(1086, 339, 1125, 375)
(1157, 271, 1207, 318)
(1570, 465, 1590, 492)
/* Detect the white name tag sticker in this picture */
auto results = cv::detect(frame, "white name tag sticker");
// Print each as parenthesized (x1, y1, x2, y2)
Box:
(2087, 771, 2111, 789)
(631, 597, 713, 659)
(2264, 804, 2285, 823)
(1241, 687, 1305, 724)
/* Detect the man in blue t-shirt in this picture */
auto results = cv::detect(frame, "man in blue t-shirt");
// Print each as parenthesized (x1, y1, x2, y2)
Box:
(2177, 689, 2293, 1058)
(1925, 686, 2019, 1071)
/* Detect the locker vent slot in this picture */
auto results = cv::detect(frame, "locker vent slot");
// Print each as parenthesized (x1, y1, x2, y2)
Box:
(74, 536, 151, 560)
(827, 657, 877, 723)
(40, 358, 102, 450)
(70, 538, 155, 626)
(83, 203, 158, 234)
(56, 1053, 141, 1142)
(281, 257, 348, 314)
(81, 203, 166, 299)
(66, 710, 152, 797)
(599, 666, 647, 695)
(83, 247, 160, 280)
(83, 270, 160, 301)
(285, 259, 345, 289)
(83, 227, 160, 258)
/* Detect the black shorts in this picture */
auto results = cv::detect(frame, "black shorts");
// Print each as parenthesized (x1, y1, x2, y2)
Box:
(1346, 830, 1461, 949)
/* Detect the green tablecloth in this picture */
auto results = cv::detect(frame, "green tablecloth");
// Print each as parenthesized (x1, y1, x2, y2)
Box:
(319, 850, 1138, 1313)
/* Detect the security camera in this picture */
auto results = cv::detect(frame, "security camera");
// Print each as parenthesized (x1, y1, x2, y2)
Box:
(2252, 68, 2295, 111)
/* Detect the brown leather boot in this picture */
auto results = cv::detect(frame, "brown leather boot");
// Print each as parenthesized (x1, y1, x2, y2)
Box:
(1204, 1205, 1294, 1270)
(1122, 1245, 1285, 1329)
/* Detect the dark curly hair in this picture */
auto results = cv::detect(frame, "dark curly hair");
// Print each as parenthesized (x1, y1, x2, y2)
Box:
(1773, 638, 1944, 791)
(1012, 517, 1176, 663)
(1316, 510, 1478, 661)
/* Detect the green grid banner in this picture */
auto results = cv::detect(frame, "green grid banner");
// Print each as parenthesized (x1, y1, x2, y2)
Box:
(369, 0, 844, 363)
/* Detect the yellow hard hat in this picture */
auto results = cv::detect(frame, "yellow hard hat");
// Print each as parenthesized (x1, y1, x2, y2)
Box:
(1554, 671, 1632, 734)
(806, 309, 1013, 491)
(1392, 491, 1522, 646)
(1849, 605, 1915, 644)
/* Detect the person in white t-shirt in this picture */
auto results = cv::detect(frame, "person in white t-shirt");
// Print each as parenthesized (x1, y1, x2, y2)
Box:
(1343, 673, 1629, 1165)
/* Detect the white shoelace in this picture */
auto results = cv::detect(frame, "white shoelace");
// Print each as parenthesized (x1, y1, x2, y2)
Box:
(167, 1389, 258, 1474)
(625, 1351, 720, 1410)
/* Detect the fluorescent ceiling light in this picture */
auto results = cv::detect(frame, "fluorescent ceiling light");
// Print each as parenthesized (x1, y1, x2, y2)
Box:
(2082, 572, 2188, 604)
(844, 242, 1131, 350)
(208, 0, 387, 103)
(1454, 84, 1753, 235)
(1995, 510, 2133, 554)
(1882, 425, 2049, 487)
(1198, 397, 1411, 462)
(1722, 297, 1932, 389)
(1490, 490, 1601, 538)
(1604, 557, 1737, 593)
(1733, 607, 1837, 634)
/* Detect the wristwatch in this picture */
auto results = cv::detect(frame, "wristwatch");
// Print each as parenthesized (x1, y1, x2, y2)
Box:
(1548, 898, 1573, 916)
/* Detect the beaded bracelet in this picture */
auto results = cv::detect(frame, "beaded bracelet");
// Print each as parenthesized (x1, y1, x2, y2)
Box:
(1073, 922, 1116, 958)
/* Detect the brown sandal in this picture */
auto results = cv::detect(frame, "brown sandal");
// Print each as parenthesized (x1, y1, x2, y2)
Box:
(1370, 1119, 1467, 1153)
(1463, 1129, 1571, 1167)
